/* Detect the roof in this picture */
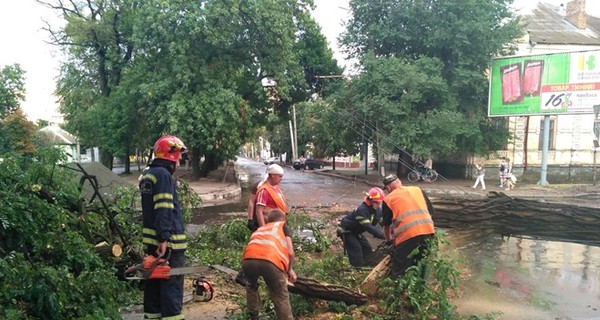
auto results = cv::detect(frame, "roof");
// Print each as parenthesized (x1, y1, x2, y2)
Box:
(523, 2, 600, 45)
(38, 125, 78, 145)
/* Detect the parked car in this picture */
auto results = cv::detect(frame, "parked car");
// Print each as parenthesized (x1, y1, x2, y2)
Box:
(293, 158, 324, 170)
(263, 157, 279, 165)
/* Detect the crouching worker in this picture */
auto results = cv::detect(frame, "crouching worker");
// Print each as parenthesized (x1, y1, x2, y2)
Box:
(338, 187, 386, 268)
(241, 209, 297, 320)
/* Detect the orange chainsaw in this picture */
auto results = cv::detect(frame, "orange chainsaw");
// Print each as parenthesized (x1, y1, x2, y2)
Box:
(124, 254, 211, 280)
(124, 254, 215, 302)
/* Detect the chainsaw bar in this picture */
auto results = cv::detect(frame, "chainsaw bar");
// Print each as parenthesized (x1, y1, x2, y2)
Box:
(125, 265, 211, 280)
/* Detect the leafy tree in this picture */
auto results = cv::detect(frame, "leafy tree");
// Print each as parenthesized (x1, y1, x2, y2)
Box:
(0, 109, 36, 155)
(42, 0, 140, 170)
(340, 0, 522, 157)
(0, 64, 26, 119)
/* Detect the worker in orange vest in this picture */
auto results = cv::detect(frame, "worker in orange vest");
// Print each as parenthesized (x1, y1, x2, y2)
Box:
(381, 174, 436, 278)
(254, 164, 288, 227)
(241, 209, 297, 320)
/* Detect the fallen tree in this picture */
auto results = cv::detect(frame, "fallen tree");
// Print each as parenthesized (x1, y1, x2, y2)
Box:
(430, 191, 600, 246)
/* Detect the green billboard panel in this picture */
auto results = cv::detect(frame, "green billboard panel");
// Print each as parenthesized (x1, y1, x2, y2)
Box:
(488, 50, 600, 117)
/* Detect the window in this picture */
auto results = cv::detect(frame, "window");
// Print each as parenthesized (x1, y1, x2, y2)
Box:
(538, 118, 556, 150)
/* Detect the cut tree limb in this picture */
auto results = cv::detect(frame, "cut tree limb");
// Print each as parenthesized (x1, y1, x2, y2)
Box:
(360, 255, 391, 296)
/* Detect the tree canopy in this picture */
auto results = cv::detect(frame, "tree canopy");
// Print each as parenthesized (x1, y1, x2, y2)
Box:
(337, 0, 522, 160)
(41, 0, 341, 177)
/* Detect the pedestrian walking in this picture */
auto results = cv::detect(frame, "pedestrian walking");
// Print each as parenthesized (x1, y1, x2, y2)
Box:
(139, 135, 188, 320)
(381, 174, 436, 278)
(498, 158, 507, 188)
(472, 163, 486, 191)
(242, 209, 297, 320)
(338, 187, 386, 267)
(254, 164, 288, 227)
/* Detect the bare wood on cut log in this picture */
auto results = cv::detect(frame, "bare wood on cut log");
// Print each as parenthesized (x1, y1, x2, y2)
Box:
(95, 241, 122, 259)
(360, 255, 391, 296)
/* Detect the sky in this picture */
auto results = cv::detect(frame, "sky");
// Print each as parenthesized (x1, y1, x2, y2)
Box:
(1, 0, 599, 122)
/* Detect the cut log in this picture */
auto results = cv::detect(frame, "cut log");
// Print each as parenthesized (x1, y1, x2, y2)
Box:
(94, 241, 122, 259)
(360, 255, 392, 296)
(288, 276, 369, 306)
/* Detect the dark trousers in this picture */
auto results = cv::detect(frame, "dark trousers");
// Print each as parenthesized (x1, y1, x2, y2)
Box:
(143, 250, 185, 319)
(342, 232, 373, 267)
(242, 259, 293, 320)
(390, 234, 433, 278)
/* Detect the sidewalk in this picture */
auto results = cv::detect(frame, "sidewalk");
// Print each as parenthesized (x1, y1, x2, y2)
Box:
(314, 166, 600, 201)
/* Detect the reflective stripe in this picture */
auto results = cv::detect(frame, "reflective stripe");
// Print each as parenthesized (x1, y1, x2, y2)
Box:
(171, 234, 186, 240)
(161, 314, 184, 320)
(143, 312, 161, 319)
(142, 227, 187, 250)
(143, 174, 157, 184)
(154, 202, 175, 209)
(154, 193, 173, 201)
(143, 237, 188, 250)
(392, 208, 429, 228)
(143, 227, 156, 235)
(248, 238, 289, 265)
(393, 219, 435, 238)
(242, 221, 290, 272)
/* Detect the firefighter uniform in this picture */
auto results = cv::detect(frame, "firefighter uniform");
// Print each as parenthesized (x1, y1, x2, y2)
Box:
(140, 138, 187, 320)
(338, 202, 385, 267)
(382, 185, 435, 278)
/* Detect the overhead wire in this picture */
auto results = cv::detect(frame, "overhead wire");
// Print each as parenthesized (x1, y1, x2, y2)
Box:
(312, 97, 472, 193)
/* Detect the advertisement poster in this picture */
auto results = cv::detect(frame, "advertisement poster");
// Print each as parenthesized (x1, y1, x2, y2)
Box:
(488, 50, 600, 117)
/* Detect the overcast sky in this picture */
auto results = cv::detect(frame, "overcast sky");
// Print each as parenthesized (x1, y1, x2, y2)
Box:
(1, 0, 599, 122)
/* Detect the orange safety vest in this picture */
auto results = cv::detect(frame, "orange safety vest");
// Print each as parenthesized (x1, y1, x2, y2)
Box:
(384, 186, 435, 246)
(257, 182, 288, 214)
(242, 221, 290, 272)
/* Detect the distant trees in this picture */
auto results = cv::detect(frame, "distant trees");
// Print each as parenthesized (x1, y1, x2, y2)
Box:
(0, 64, 36, 154)
(336, 0, 523, 161)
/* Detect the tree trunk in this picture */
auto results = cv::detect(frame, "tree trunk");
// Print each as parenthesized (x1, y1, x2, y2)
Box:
(100, 149, 113, 170)
(430, 192, 600, 246)
(190, 147, 202, 180)
(287, 277, 369, 306)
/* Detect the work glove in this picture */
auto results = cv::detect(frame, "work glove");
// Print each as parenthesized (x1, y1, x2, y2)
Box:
(247, 219, 258, 231)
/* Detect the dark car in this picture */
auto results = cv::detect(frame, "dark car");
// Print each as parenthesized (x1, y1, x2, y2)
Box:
(293, 158, 324, 170)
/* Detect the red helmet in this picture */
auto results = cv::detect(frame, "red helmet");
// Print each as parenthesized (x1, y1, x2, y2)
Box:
(365, 187, 385, 205)
(153, 135, 187, 163)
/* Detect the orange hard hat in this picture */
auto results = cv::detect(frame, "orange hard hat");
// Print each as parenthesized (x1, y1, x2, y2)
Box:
(153, 135, 187, 163)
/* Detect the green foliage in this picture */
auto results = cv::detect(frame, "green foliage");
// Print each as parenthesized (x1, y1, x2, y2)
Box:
(378, 232, 460, 320)
(339, 0, 523, 156)
(47, 0, 339, 177)
(0, 149, 132, 319)
(0, 109, 36, 155)
(0, 64, 26, 118)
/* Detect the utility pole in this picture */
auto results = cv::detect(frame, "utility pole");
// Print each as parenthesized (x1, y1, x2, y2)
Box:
(293, 104, 298, 160)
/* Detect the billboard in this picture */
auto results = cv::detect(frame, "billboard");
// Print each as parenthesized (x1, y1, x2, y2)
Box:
(488, 50, 600, 117)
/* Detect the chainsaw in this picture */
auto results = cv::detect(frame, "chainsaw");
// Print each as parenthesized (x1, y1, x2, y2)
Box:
(124, 253, 215, 302)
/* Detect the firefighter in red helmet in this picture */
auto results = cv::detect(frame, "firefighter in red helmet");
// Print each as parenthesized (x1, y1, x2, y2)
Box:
(337, 187, 386, 267)
(139, 135, 187, 319)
